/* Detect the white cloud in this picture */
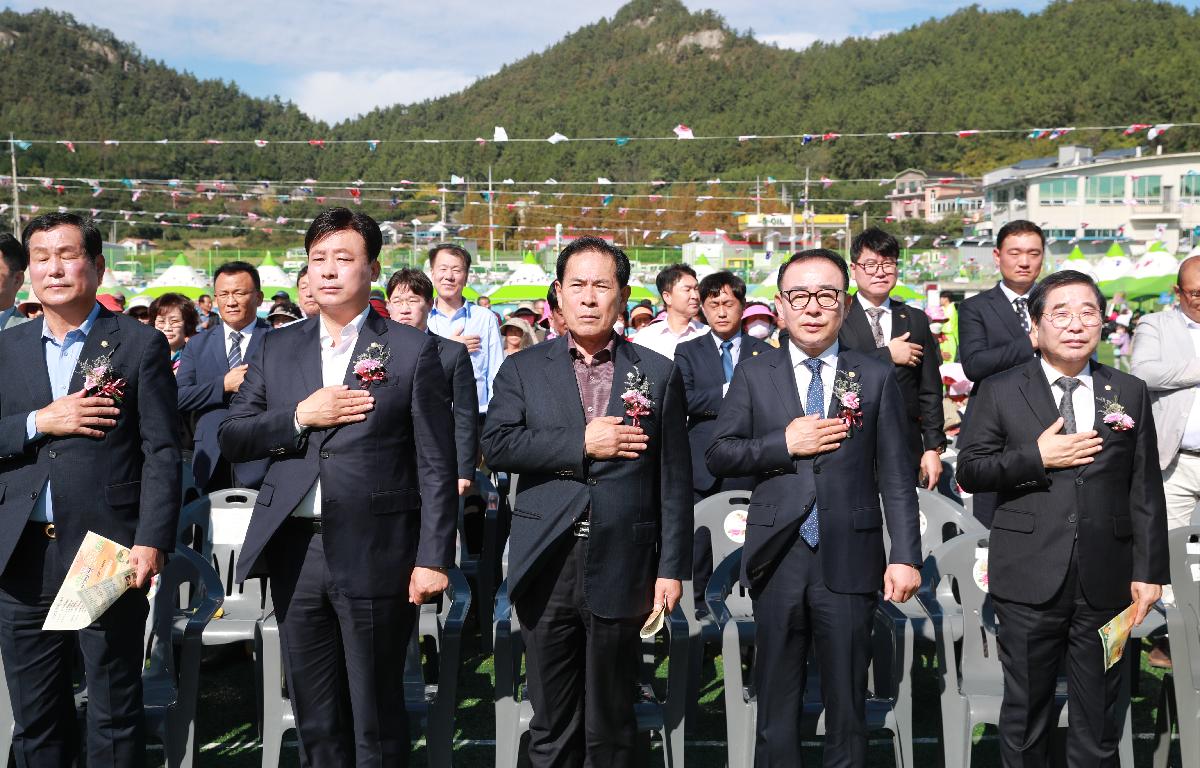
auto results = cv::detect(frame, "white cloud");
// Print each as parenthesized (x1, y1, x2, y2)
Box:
(758, 31, 822, 51)
(287, 69, 477, 124)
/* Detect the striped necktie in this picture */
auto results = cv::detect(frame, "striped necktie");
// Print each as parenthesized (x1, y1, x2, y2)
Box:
(228, 330, 244, 368)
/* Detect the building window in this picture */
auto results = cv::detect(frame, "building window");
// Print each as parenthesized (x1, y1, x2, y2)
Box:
(1085, 176, 1124, 205)
(1038, 178, 1077, 206)
(1133, 175, 1162, 203)
(1182, 174, 1200, 200)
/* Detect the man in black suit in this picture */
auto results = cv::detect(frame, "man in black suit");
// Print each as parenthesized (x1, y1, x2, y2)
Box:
(707, 248, 921, 768)
(958, 220, 1045, 526)
(839, 228, 946, 488)
(957, 270, 1168, 767)
(218, 208, 458, 767)
(482, 236, 692, 767)
(0, 212, 181, 767)
(386, 267, 479, 494)
(675, 270, 771, 606)
(176, 261, 271, 491)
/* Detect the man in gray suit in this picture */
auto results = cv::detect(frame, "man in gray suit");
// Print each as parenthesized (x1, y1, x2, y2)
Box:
(1130, 254, 1200, 667)
(0, 233, 30, 331)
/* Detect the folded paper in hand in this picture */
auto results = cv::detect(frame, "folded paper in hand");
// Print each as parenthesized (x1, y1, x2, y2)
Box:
(640, 604, 665, 639)
(43, 531, 138, 631)
(1098, 603, 1138, 673)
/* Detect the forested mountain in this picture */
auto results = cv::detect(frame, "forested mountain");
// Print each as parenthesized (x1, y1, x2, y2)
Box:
(0, 0, 1197, 243)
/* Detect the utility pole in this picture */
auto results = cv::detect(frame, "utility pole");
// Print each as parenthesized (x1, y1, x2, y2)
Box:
(487, 165, 495, 265)
(789, 200, 795, 253)
(802, 167, 811, 247)
(8, 134, 20, 235)
(755, 175, 761, 217)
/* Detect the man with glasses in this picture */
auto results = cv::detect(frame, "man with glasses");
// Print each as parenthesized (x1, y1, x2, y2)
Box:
(1130, 254, 1200, 667)
(958, 270, 1167, 766)
(425, 243, 503, 421)
(958, 219, 1046, 526)
(176, 261, 270, 491)
(840, 228, 946, 489)
(708, 249, 921, 767)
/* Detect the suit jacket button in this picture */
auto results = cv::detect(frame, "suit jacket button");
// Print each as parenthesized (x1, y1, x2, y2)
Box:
(48, 450, 57, 459)
(1068, 514, 1077, 523)
(813, 467, 821, 474)
(1074, 477, 1084, 486)
(30, 491, 37, 499)
(588, 479, 598, 486)
(320, 451, 331, 459)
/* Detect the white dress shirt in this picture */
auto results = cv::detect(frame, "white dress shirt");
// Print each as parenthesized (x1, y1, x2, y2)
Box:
(999, 282, 1033, 330)
(1040, 357, 1095, 433)
(292, 306, 371, 518)
(631, 317, 707, 359)
(791, 340, 839, 414)
(221, 318, 256, 362)
(1180, 317, 1200, 450)
(711, 330, 742, 365)
(856, 293, 893, 342)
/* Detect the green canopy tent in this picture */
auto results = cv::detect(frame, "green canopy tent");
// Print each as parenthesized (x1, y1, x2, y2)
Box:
(1065, 245, 1088, 262)
(486, 284, 552, 303)
(1105, 242, 1127, 259)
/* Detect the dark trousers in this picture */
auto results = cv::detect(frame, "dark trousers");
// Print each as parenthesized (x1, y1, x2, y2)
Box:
(0, 524, 148, 768)
(993, 546, 1126, 768)
(267, 521, 416, 768)
(751, 535, 876, 768)
(515, 535, 644, 768)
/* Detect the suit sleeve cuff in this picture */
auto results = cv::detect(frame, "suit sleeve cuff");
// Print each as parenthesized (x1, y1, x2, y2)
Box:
(25, 411, 42, 444)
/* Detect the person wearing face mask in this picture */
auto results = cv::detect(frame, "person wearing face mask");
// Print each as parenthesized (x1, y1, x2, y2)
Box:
(741, 302, 778, 346)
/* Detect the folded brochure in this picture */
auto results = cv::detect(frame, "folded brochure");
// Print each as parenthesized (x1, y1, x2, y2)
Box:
(43, 531, 141, 631)
(1098, 603, 1138, 673)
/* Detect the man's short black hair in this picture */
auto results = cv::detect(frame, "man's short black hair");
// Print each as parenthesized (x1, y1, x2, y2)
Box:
(305, 207, 382, 262)
(213, 261, 262, 291)
(556, 236, 631, 288)
(1028, 269, 1105, 320)
(995, 219, 1045, 251)
(698, 271, 746, 304)
(427, 242, 472, 269)
(296, 264, 308, 283)
(776, 248, 850, 290)
(197, 294, 211, 303)
(386, 268, 434, 303)
(850, 227, 900, 262)
(0, 232, 26, 273)
(22, 212, 103, 262)
(655, 263, 697, 295)
(546, 283, 560, 313)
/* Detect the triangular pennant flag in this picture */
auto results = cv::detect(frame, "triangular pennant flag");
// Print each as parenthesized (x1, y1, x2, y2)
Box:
(1048, 127, 1074, 140)
(597, 177, 611, 184)
(887, 132, 910, 140)
(673, 124, 695, 140)
(1123, 124, 1151, 136)
(493, 126, 508, 143)
(547, 133, 568, 144)
(450, 174, 465, 185)
(367, 140, 379, 151)
(254, 139, 269, 147)
(738, 135, 757, 142)
(14, 140, 31, 150)
(956, 130, 979, 138)
(308, 139, 325, 148)
(57, 141, 76, 152)
(1148, 123, 1174, 141)
(615, 137, 629, 146)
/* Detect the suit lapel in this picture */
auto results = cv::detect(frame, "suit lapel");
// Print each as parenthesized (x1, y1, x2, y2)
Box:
(544, 336, 587, 430)
(245, 318, 270, 359)
(68, 309, 121, 393)
(341, 310, 388, 388)
(768, 342, 804, 421)
(826, 352, 859, 418)
(210, 324, 232, 373)
(1019, 358, 1060, 428)
(23, 320, 54, 404)
(1081, 364, 1119, 479)
(297, 317, 322, 395)
(842, 301, 877, 350)
(985, 285, 1026, 340)
(891, 301, 911, 340)
(606, 337, 642, 419)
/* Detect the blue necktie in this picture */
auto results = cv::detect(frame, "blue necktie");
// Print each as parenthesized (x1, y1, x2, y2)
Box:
(720, 340, 734, 384)
(800, 357, 824, 548)
(228, 331, 243, 369)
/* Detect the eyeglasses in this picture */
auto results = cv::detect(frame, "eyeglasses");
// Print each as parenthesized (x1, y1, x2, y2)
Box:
(154, 319, 184, 329)
(1178, 289, 1200, 300)
(780, 288, 844, 310)
(214, 291, 255, 302)
(388, 296, 427, 308)
(1043, 310, 1102, 329)
(853, 260, 898, 275)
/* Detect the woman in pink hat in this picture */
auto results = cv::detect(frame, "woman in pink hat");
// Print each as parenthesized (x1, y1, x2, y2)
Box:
(740, 302, 778, 347)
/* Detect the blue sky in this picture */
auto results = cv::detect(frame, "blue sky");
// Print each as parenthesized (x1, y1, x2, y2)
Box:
(8, 1, 1197, 124)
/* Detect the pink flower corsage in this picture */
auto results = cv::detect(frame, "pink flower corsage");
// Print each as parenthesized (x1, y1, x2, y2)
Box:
(833, 371, 863, 433)
(1098, 397, 1135, 431)
(620, 367, 654, 429)
(352, 343, 390, 389)
(78, 354, 126, 404)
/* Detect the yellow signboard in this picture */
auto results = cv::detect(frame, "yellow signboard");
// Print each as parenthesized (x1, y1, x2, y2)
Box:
(811, 214, 848, 225)
(738, 213, 848, 228)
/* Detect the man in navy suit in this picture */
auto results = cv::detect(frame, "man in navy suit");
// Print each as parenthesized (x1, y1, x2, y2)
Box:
(707, 248, 921, 767)
(176, 261, 270, 491)
(0, 212, 180, 767)
(482, 236, 692, 767)
(675, 270, 771, 607)
(958, 220, 1045, 526)
(957, 270, 1167, 766)
(219, 208, 458, 767)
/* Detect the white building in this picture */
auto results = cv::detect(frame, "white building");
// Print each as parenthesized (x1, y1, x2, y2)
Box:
(981, 146, 1200, 254)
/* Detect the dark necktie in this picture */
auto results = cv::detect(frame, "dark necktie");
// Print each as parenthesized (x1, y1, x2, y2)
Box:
(228, 331, 244, 369)
(800, 358, 824, 548)
(1013, 297, 1030, 333)
(720, 340, 734, 384)
(1056, 376, 1081, 434)
(865, 306, 887, 348)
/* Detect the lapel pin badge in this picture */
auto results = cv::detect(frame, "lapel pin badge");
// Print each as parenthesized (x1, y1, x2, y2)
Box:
(100, 340, 109, 348)
(1104, 384, 1112, 391)
(848, 371, 856, 378)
